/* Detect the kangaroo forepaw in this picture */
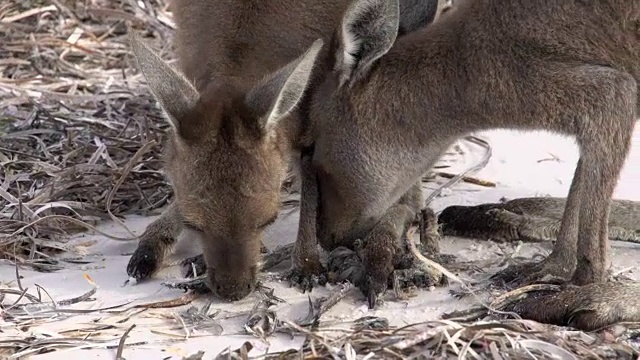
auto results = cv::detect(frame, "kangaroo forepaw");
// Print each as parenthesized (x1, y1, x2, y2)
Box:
(181, 254, 207, 278)
(282, 261, 327, 293)
(359, 274, 389, 309)
(127, 244, 162, 281)
(361, 247, 396, 309)
(326, 245, 389, 308)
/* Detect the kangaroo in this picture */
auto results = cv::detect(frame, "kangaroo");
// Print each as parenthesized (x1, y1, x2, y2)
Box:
(258, 0, 639, 324)
(126, 0, 442, 302)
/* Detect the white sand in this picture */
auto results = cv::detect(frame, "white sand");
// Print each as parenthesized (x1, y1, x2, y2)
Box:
(3, 128, 640, 359)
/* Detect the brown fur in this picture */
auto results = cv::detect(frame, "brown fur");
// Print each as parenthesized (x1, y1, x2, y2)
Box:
(274, 0, 639, 309)
(126, 0, 441, 301)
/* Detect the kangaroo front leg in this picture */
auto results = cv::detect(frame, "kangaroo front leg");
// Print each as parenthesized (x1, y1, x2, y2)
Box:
(359, 182, 424, 308)
(127, 202, 183, 280)
(326, 183, 448, 303)
(284, 149, 327, 292)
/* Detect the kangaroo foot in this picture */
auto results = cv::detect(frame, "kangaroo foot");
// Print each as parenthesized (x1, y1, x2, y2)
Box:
(419, 207, 442, 257)
(328, 246, 451, 288)
(181, 254, 207, 278)
(500, 282, 640, 331)
(394, 209, 456, 270)
(490, 256, 574, 289)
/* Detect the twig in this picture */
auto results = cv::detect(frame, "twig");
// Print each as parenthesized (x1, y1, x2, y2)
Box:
(404, 227, 519, 320)
(105, 140, 158, 237)
(435, 171, 496, 187)
(132, 291, 200, 309)
(115, 324, 136, 360)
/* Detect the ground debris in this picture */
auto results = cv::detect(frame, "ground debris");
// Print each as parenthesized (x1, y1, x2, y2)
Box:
(295, 282, 354, 328)
(0, 0, 176, 269)
(243, 287, 285, 342)
(258, 318, 640, 360)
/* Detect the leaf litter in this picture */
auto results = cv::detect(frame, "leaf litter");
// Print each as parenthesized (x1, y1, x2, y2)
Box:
(1, 0, 639, 359)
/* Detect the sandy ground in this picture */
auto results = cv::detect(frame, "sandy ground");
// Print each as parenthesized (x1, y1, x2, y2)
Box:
(3, 128, 640, 359)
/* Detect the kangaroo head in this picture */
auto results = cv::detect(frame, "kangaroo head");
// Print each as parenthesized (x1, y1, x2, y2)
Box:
(129, 31, 323, 301)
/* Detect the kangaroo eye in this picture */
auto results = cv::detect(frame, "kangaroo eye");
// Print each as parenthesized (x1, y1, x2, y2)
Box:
(182, 221, 203, 233)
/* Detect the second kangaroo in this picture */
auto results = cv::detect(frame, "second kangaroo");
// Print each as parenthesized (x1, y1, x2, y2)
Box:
(278, 0, 639, 326)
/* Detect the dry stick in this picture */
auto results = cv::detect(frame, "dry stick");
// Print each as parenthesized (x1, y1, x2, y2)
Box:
(404, 227, 519, 319)
(0, 1, 173, 261)
(0, 145, 49, 160)
(0, 187, 39, 221)
(23, 301, 132, 315)
(14, 248, 25, 292)
(115, 324, 136, 360)
(33, 284, 59, 310)
(314, 282, 354, 318)
(132, 291, 199, 309)
(296, 283, 355, 327)
(105, 139, 158, 238)
(391, 323, 461, 351)
(2, 258, 42, 309)
(3, 288, 41, 309)
(435, 172, 496, 188)
(1, 5, 58, 23)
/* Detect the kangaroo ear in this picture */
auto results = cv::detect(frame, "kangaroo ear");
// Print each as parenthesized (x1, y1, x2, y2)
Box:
(245, 39, 324, 134)
(337, 0, 399, 87)
(397, 0, 439, 36)
(128, 30, 200, 133)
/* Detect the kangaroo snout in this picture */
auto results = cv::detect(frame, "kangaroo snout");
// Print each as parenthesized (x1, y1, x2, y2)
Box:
(211, 271, 256, 301)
